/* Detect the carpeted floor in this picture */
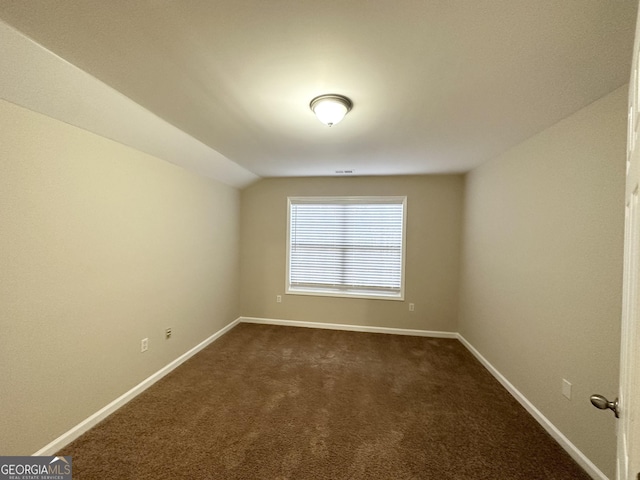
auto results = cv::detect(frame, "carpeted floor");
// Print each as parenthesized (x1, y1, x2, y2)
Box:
(59, 323, 591, 479)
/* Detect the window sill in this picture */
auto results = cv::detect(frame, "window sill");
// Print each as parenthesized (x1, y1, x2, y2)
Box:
(286, 286, 404, 301)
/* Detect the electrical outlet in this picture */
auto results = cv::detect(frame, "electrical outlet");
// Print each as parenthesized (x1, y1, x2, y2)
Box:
(165, 328, 172, 339)
(276, 295, 282, 303)
(141, 338, 148, 353)
(409, 303, 415, 312)
(562, 379, 572, 399)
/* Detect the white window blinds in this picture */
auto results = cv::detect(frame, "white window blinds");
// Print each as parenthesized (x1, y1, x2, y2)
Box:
(287, 196, 406, 299)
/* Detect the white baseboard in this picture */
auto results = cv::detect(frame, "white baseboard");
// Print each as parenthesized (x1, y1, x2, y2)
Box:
(457, 334, 607, 480)
(33, 317, 241, 456)
(239, 316, 458, 338)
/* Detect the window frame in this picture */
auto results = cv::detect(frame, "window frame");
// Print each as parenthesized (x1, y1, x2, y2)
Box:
(286, 195, 407, 301)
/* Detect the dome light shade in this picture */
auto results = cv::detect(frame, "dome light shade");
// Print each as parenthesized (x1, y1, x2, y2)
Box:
(310, 94, 353, 127)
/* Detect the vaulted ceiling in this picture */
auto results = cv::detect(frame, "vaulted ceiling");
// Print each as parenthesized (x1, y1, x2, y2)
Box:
(0, 1, 637, 181)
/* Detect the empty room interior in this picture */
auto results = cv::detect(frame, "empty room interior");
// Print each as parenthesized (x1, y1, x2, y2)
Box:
(1, 1, 638, 479)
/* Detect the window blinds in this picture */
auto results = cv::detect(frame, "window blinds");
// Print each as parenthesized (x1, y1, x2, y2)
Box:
(288, 197, 405, 298)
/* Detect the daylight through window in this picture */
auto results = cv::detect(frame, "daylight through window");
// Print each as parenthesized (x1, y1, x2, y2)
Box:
(287, 196, 406, 300)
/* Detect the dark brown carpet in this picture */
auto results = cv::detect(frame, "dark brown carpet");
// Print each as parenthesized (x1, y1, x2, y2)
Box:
(59, 323, 590, 479)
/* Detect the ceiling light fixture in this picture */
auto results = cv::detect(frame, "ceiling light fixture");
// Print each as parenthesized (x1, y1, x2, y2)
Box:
(310, 94, 353, 127)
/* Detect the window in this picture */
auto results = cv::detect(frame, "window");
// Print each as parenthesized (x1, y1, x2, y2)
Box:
(287, 196, 406, 300)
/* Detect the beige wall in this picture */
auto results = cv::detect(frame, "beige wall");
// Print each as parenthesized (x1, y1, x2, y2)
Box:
(240, 175, 463, 331)
(458, 86, 627, 477)
(0, 99, 241, 455)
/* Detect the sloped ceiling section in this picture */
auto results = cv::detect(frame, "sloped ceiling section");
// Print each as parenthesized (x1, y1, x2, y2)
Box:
(0, 21, 258, 188)
(0, 1, 637, 179)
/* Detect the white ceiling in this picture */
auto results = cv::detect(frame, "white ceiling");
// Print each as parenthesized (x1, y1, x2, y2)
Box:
(0, 1, 637, 181)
